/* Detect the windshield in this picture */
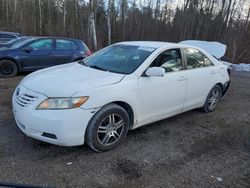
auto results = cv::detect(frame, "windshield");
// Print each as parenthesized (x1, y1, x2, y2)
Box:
(9, 38, 35, 49)
(5, 38, 19, 44)
(9, 37, 30, 47)
(81, 44, 156, 74)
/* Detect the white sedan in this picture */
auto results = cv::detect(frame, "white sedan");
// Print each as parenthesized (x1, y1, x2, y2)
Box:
(12, 41, 230, 152)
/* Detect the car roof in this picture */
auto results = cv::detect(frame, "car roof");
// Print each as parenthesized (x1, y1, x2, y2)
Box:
(35, 36, 83, 42)
(117, 41, 177, 48)
(0, 31, 21, 36)
(116, 41, 222, 60)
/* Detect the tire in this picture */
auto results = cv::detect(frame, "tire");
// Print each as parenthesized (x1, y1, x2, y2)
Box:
(0, 60, 18, 78)
(202, 85, 222, 112)
(86, 103, 130, 152)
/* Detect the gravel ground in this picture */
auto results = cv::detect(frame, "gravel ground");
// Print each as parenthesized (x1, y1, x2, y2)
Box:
(0, 71, 249, 188)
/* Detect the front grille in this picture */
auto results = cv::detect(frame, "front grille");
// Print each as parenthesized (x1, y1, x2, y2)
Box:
(15, 93, 38, 107)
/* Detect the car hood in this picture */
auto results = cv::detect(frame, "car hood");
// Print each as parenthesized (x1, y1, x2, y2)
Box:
(21, 62, 125, 97)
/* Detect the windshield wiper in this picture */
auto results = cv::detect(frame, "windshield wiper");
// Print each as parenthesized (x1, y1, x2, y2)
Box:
(89, 65, 107, 71)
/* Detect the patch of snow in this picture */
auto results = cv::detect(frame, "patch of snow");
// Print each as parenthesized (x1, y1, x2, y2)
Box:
(222, 61, 250, 72)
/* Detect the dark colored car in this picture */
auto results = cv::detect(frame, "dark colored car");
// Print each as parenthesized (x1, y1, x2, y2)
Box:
(0, 36, 33, 48)
(0, 31, 21, 43)
(0, 37, 91, 77)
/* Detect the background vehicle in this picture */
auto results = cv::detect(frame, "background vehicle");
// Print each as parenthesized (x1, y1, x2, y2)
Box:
(12, 41, 230, 152)
(0, 31, 21, 43)
(0, 36, 33, 48)
(0, 37, 91, 77)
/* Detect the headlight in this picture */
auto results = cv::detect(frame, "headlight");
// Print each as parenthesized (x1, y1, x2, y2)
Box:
(37, 97, 89, 110)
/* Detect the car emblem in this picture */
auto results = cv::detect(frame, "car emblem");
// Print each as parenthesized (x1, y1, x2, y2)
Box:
(16, 88, 20, 96)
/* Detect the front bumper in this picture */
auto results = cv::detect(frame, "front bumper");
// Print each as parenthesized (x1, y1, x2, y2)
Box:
(12, 85, 96, 146)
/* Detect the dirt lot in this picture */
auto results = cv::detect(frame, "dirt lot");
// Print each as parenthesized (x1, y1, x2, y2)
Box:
(0, 71, 249, 188)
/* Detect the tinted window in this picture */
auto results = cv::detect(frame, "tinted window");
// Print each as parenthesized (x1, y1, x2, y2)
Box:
(1, 34, 16, 39)
(82, 44, 155, 74)
(29, 39, 52, 50)
(184, 48, 214, 69)
(150, 49, 182, 72)
(56, 39, 78, 50)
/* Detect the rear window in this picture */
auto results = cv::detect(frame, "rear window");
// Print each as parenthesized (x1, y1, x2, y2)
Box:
(56, 39, 78, 50)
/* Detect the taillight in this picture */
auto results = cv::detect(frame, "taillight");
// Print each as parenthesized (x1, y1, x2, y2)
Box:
(86, 50, 92, 56)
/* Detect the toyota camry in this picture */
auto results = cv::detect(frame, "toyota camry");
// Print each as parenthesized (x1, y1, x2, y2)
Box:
(12, 41, 230, 152)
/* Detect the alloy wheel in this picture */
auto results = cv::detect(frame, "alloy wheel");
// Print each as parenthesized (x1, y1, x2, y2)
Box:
(207, 88, 220, 110)
(97, 114, 124, 146)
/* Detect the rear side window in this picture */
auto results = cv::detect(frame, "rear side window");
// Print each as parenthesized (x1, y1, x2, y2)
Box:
(1, 34, 16, 39)
(184, 48, 214, 69)
(56, 39, 78, 50)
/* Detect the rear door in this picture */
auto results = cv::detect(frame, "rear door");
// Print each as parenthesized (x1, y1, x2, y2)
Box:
(19, 39, 55, 70)
(52, 39, 79, 65)
(182, 48, 218, 111)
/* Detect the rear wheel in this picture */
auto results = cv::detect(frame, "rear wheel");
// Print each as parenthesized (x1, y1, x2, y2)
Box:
(86, 103, 129, 152)
(0, 60, 18, 78)
(202, 85, 222, 112)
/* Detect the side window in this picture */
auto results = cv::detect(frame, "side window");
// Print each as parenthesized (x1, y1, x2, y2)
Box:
(56, 39, 78, 50)
(184, 48, 214, 69)
(150, 49, 182, 72)
(29, 39, 52, 50)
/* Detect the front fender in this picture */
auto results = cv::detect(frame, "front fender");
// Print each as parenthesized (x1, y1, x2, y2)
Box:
(73, 77, 139, 123)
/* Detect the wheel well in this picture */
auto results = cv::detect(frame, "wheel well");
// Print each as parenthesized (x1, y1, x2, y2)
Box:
(0, 58, 19, 71)
(112, 101, 134, 129)
(216, 83, 223, 93)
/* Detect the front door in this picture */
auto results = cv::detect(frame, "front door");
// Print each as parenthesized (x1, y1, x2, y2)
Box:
(136, 48, 187, 124)
(20, 39, 55, 70)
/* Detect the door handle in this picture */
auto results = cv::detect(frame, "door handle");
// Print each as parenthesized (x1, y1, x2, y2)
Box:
(178, 76, 187, 81)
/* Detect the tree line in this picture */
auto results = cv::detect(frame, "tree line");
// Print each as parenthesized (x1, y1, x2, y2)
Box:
(0, 0, 250, 63)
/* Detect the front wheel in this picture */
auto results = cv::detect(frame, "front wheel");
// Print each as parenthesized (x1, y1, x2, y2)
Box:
(202, 85, 222, 112)
(85, 104, 130, 152)
(0, 60, 18, 78)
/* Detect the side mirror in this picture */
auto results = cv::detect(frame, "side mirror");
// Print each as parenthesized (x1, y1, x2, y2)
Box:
(145, 67, 165, 77)
(22, 46, 33, 52)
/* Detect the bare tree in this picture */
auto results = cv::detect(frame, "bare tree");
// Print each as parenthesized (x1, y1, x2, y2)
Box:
(0, 0, 250, 63)
(89, 0, 97, 50)
(107, 0, 113, 45)
(38, 0, 42, 35)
